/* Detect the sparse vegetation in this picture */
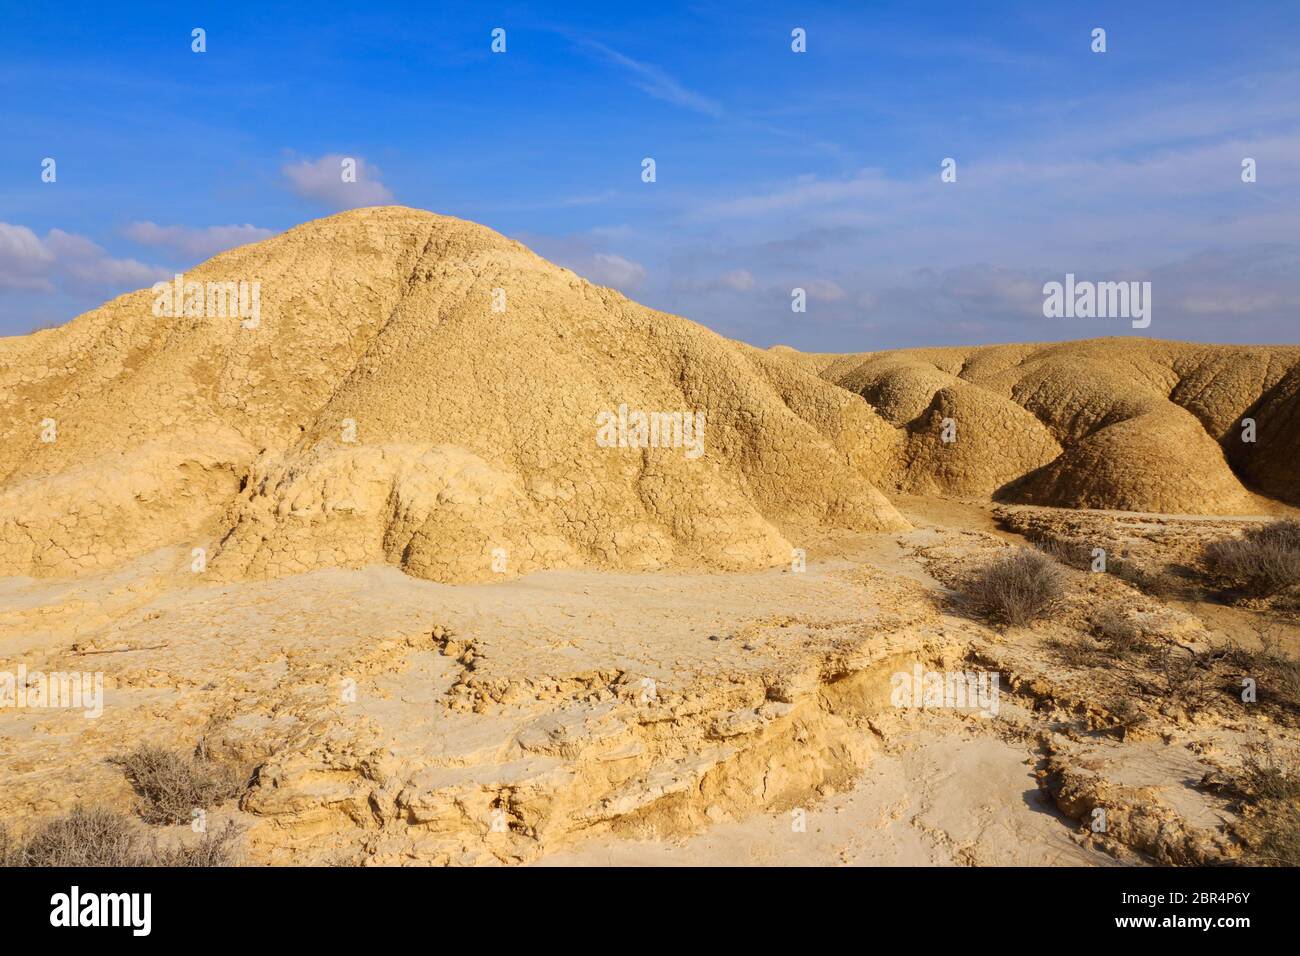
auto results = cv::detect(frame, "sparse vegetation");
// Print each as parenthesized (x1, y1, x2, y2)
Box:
(1108, 555, 1184, 600)
(1235, 741, 1300, 866)
(1155, 647, 1212, 714)
(0, 822, 18, 866)
(115, 745, 247, 825)
(150, 820, 245, 866)
(1031, 535, 1094, 571)
(1046, 635, 1102, 667)
(1202, 520, 1300, 598)
(1026, 534, 1185, 598)
(0, 806, 243, 867)
(1106, 696, 1147, 737)
(965, 547, 1066, 626)
(1240, 741, 1300, 801)
(1223, 625, 1300, 712)
(1090, 605, 1153, 654)
(10, 806, 144, 866)
(1254, 811, 1300, 867)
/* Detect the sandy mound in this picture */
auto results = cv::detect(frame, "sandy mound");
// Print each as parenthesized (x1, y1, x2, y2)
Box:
(808, 339, 1300, 513)
(5, 207, 1295, 585)
(0, 206, 905, 582)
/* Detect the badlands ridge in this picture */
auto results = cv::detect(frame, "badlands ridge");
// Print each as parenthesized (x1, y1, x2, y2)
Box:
(1, 206, 1296, 585)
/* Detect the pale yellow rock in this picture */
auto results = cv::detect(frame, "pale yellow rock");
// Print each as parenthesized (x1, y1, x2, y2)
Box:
(0, 206, 906, 583)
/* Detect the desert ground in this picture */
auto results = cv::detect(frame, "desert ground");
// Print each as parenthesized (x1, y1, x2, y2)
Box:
(2, 207, 1298, 866)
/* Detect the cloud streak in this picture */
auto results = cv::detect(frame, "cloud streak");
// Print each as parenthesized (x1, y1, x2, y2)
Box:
(124, 222, 275, 260)
(576, 38, 722, 117)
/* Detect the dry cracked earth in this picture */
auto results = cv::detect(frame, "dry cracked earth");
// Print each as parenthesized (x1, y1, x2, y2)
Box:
(2, 207, 1298, 867)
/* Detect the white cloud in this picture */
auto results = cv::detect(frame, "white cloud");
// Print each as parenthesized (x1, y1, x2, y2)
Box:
(519, 231, 649, 293)
(0, 223, 166, 295)
(0, 223, 57, 291)
(804, 278, 847, 302)
(718, 269, 755, 292)
(697, 169, 901, 221)
(668, 268, 761, 295)
(586, 253, 647, 290)
(124, 221, 275, 260)
(282, 154, 394, 209)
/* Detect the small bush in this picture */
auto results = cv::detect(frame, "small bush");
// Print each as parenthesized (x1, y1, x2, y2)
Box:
(1032, 536, 1094, 571)
(1156, 648, 1211, 713)
(116, 746, 246, 825)
(2, 807, 244, 867)
(965, 548, 1066, 626)
(16, 806, 144, 867)
(1236, 741, 1300, 866)
(1106, 696, 1146, 736)
(1223, 626, 1300, 712)
(1091, 605, 1152, 654)
(150, 820, 244, 867)
(1202, 520, 1300, 597)
(1240, 741, 1300, 802)
(1047, 635, 1102, 667)
(1254, 811, 1300, 867)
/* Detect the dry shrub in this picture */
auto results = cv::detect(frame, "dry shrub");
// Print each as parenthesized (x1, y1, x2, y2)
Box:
(0, 822, 19, 866)
(1106, 696, 1147, 736)
(965, 548, 1066, 626)
(1254, 812, 1300, 867)
(1223, 626, 1300, 712)
(1236, 741, 1300, 866)
(150, 820, 244, 867)
(1047, 635, 1102, 667)
(1240, 741, 1300, 802)
(1032, 535, 1094, 571)
(2, 806, 243, 867)
(116, 746, 246, 825)
(1156, 647, 1211, 713)
(1091, 605, 1153, 655)
(1202, 520, 1300, 597)
(12, 806, 144, 866)
(1030, 536, 1183, 597)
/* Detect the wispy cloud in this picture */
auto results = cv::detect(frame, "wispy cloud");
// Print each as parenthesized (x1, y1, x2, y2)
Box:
(480, 190, 620, 212)
(520, 230, 648, 292)
(587, 252, 647, 289)
(575, 38, 722, 117)
(124, 222, 275, 261)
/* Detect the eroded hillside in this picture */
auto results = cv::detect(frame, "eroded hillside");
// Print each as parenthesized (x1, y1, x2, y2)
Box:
(795, 340, 1300, 514)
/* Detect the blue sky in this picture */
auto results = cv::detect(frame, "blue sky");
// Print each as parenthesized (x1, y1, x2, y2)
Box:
(2, 0, 1299, 349)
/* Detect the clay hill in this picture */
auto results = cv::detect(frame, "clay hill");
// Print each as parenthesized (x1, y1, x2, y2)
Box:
(0, 206, 905, 584)
(788, 341, 1300, 514)
(1, 206, 1297, 586)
